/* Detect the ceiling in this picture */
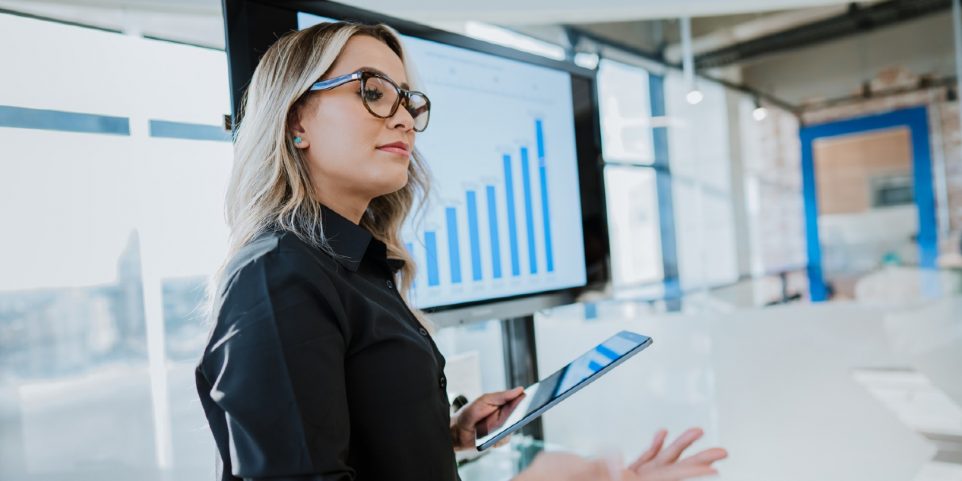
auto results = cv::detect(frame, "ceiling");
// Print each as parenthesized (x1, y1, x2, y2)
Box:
(0, 0, 950, 107)
(321, 0, 858, 24)
(2, 0, 859, 23)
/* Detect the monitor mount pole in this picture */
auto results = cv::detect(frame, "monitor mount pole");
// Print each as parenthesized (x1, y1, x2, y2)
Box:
(501, 314, 543, 442)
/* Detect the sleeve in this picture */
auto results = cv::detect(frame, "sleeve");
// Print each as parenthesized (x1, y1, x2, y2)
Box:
(200, 252, 354, 481)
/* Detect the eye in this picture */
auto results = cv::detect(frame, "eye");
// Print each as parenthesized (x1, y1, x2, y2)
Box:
(360, 86, 384, 102)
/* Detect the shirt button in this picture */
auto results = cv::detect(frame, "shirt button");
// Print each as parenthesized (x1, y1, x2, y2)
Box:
(386, 280, 394, 289)
(439, 376, 447, 389)
(418, 327, 429, 336)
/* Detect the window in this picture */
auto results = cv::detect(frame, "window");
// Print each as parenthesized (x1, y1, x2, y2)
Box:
(604, 166, 664, 286)
(434, 320, 508, 404)
(597, 59, 665, 290)
(737, 94, 806, 275)
(597, 59, 655, 165)
(664, 73, 739, 289)
(0, 13, 231, 479)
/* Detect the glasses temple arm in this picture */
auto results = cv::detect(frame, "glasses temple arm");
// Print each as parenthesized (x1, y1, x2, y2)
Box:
(308, 72, 361, 92)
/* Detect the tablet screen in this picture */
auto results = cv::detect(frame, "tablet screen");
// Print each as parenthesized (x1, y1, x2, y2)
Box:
(476, 330, 652, 450)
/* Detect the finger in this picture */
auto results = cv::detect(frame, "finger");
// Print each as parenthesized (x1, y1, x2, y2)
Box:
(455, 403, 492, 429)
(654, 427, 704, 465)
(483, 392, 526, 431)
(629, 429, 667, 470)
(500, 390, 525, 414)
(482, 390, 525, 421)
(463, 389, 524, 425)
(484, 386, 525, 405)
(677, 447, 728, 467)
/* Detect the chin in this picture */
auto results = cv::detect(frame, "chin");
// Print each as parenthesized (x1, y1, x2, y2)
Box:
(372, 172, 409, 197)
(389, 173, 410, 193)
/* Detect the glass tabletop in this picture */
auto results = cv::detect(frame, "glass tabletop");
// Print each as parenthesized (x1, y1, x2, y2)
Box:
(457, 435, 551, 481)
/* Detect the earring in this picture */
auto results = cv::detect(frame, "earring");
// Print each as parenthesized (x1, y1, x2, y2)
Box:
(293, 136, 303, 144)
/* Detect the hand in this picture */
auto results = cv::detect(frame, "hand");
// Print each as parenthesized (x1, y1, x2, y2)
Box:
(514, 428, 727, 481)
(450, 386, 525, 451)
(624, 427, 727, 480)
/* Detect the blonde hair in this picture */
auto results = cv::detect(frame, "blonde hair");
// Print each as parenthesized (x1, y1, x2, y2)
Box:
(208, 21, 431, 328)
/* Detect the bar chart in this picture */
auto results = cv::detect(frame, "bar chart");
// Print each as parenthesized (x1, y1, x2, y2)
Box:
(411, 119, 557, 290)
(398, 34, 587, 309)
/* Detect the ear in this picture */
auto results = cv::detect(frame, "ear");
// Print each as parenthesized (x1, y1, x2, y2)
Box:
(287, 102, 311, 149)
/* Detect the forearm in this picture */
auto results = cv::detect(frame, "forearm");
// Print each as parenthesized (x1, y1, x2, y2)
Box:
(450, 420, 459, 451)
(450, 418, 476, 452)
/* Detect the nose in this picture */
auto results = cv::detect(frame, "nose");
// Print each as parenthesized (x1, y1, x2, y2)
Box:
(388, 102, 415, 132)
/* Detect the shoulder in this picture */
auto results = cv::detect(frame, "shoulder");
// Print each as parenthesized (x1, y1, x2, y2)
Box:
(202, 231, 349, 360)
(216, 231, 342, 314)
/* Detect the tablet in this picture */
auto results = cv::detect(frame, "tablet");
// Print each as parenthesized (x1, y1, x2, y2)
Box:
(476, 330, 653, 451)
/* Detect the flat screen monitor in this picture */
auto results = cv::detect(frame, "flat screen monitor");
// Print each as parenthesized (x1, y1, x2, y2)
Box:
(223, 0, 609, 325)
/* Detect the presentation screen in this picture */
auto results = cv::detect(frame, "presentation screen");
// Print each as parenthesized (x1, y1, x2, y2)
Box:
(299, 13, 585, 309)
(224, 1, 609, 317)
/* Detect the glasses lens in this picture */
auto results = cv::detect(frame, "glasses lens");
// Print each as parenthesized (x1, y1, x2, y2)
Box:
(361, 76, 400, 118)
(406, 93, 430, 132)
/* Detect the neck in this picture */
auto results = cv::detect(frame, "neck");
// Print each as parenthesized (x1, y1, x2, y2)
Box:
(317, 193, 369, 225)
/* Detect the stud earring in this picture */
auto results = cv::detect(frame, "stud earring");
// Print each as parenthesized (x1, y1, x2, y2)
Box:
(293, 136, 303, 144)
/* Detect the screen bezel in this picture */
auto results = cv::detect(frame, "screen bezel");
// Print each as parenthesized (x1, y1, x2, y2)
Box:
(222, 0, 610, 323)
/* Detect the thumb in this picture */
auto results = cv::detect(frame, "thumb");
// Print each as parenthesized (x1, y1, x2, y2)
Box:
(486, 386, 524, 405)
(461, 387, 523, 424)
(477, 387, 524, 412)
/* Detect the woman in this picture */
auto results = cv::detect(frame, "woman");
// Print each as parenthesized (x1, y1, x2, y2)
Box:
(195, 21, 726, 481)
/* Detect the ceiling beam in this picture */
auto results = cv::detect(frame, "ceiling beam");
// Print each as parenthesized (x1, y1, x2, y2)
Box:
(565, 25, 802, 113)
(695, 0, 951, 68)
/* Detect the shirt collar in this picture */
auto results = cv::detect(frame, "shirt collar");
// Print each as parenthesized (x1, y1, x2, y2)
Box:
(320, 204, 404, 273)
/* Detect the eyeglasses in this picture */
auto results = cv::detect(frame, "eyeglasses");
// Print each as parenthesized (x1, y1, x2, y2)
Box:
(308, 68, 431, 132)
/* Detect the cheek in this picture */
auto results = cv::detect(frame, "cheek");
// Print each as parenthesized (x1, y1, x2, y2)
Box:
(306, 107, 407, 191)
(307, 109, 373, 174)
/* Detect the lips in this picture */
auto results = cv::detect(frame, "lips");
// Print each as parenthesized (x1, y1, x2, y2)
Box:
(376, 141, 410, 156)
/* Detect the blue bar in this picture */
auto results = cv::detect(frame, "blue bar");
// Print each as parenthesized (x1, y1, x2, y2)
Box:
(521, 147, 538, 274)
(584, 302, 598, 320)
(424, 232, 440, 287)
(588, 360, 605, 372)
(649, 74, 682, 306)
(149, 119, 231, 142)
(466, 191, 482, 281)
(445, 207, 462, 284)
(503, 154, 521, 276)
(486, 185, 502, 279)
(535, 119, 554, 272)
(0, 105, 129, 135)
(404, 242, 415, 287)
(595, 344, 620, 361)
(535, 118, 546, 159)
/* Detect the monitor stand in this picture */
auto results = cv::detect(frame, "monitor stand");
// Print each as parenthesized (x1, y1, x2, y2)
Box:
(501, 314, 543, 442)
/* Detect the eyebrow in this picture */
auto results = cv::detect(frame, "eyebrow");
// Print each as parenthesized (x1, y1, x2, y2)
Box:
(362, 66, 410, 90)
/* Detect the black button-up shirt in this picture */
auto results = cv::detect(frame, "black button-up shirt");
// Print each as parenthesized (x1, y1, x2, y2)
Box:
(195, 206, 458, 481)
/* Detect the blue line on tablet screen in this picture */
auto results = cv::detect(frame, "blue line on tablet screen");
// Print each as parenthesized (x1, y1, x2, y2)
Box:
(595, 344, 620, 361)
